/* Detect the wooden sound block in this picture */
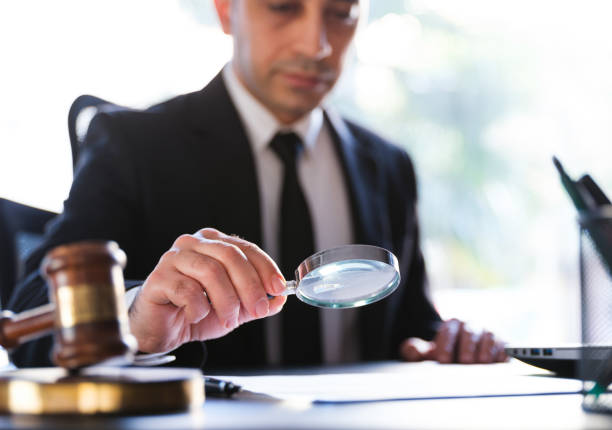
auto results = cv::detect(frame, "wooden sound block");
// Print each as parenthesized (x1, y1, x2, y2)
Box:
(0, 367, 204, 415)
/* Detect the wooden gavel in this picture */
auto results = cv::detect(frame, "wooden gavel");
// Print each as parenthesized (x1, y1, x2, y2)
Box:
(0, 241, 137, 369)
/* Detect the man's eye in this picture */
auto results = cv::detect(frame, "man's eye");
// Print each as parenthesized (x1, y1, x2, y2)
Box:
(267, 2, 301, 14)
(330, 10, 351, 20)
(326, 5, 359, 24)
(329, 10, 351, 19)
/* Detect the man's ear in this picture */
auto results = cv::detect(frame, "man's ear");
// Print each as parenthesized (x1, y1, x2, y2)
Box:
(214, 0, 232, 35)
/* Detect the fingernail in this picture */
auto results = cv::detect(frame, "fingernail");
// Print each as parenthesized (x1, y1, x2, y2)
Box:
(255, 298, 269, 318)
(272, 275, 286, 294)
(225, 314, 239, 329)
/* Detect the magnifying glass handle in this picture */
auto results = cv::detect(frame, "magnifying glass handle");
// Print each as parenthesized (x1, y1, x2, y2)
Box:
(267, 280, 298, 298)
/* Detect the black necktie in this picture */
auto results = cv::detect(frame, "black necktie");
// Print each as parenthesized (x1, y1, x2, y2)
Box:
(270, 132, 321, 365)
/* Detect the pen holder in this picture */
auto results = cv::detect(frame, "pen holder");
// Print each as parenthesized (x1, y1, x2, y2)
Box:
(579, 207, 612, 414)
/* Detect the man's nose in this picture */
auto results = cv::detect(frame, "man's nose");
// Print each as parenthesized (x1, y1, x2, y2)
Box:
(293, 14, 332, 61)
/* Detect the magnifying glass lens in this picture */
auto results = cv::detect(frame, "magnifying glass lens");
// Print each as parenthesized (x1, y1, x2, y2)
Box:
(295, 258, 400, 308)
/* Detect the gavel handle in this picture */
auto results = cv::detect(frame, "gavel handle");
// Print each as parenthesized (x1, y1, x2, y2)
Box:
(0, 303, 55, 349)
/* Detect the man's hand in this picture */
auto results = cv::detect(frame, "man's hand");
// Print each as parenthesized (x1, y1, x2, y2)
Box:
(399, 319, 508, 364)
(128, 228, 287, 353)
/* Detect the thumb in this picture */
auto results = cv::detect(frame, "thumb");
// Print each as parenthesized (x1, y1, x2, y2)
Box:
(400, 337, 437, 362)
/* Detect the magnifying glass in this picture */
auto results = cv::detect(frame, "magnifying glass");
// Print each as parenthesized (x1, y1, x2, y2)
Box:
(275, 244, 400, 309)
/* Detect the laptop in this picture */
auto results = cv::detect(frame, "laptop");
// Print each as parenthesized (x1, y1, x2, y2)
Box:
(504, 345, 584, 377)
(506, 158, 612, 378)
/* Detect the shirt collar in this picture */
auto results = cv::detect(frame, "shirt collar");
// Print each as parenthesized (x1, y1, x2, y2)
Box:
(222, 63, 323, 155)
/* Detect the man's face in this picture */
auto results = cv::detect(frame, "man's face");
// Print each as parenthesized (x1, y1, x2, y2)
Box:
(217, 0, 360, 124)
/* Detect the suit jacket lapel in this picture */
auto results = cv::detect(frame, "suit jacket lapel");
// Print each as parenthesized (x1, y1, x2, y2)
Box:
(325, 109, 392, 360)
(186, 72, 263, 247)
(324, 109, 385, 247)
(184, 72, 267, 365)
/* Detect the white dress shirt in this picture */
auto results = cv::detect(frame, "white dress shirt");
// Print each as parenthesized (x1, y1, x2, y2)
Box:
(223, 64, 360, 365)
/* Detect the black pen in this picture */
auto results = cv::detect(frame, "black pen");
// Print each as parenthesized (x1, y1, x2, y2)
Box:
(205, 376, 242, 398)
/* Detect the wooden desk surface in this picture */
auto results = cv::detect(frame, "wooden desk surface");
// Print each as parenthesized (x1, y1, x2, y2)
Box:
(1, 361, 611, 430)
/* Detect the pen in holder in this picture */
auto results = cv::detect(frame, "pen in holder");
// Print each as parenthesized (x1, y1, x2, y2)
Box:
(579, 206, 612, 414)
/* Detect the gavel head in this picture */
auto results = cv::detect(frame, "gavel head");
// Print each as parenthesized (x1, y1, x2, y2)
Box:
(41, 241, 137, 369)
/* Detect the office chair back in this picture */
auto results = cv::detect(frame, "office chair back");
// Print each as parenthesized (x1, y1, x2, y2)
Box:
(68, 94, 125, 170)
(0, 198, 57, 308)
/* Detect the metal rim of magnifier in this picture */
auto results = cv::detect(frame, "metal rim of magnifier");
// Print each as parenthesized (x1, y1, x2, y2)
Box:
(293, 244, 401, 308)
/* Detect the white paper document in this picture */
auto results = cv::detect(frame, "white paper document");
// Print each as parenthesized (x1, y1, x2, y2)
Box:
(217, 361, 582, 403)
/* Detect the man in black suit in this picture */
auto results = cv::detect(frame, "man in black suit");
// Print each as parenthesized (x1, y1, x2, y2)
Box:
(9, 0, 506, 368)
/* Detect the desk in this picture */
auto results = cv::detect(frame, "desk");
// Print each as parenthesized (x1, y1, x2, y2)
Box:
(1, 361, 611, 430)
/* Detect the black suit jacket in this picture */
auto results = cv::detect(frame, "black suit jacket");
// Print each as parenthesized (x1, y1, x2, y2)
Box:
(9, 72, 441, 369)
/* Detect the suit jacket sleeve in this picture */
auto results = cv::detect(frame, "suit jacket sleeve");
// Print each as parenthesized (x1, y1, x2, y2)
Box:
(347, 121, 441, 360)
(7, 112, 142, 366)
(7, 112, 204, 368)
(384, 148, 442, 357)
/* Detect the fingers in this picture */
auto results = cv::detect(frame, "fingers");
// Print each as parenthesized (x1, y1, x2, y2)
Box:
(199, 228, 286, 295)
(492, 339, 509, 362)
(130, 266, 214, 353)
(405, 319, 508, 365)
(171, 249, 242, 329)
(457, 326, 479, 364)
(432, 318, 463, 363)
(475, 330, 495, 363)
(454, 325, 508, 364)
(474, 331, 508, 363)
(162, 271, 212, 325)
(173, 229, 278, 323)
(132, 228, 287, 352)
(497, 345, 509, 362)
(267, 295, 287, 317)
(399, 338, 436, 362)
